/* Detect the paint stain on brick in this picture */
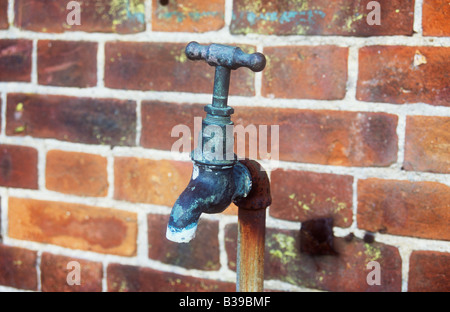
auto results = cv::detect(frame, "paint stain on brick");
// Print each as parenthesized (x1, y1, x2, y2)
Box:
(231, 0, 414, 36)
(153, 0, 225, 32)
(15, 0, 145, 34)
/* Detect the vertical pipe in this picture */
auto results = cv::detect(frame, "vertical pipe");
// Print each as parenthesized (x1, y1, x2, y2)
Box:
(237, 208, 266, 292)
(212, 66, 231, 108)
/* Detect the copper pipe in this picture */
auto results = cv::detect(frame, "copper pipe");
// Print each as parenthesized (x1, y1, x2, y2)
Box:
(237, 207, 266, 292)
(234, 160, 271, 292)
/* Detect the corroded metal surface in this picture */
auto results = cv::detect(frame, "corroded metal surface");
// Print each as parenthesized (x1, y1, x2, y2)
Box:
(233, 159, 272, 211)
(166, 42, 267, 243)
(234, 159, 271, 292)
(185, 41, 266, 72)
(237, 208, 266, 292)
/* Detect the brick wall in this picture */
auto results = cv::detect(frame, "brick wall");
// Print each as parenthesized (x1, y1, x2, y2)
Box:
(0, 0, 449, 292)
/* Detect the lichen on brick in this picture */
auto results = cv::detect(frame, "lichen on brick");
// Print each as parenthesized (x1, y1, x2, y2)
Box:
(267, 232, 299, 265)
(364, 243, 382, 262)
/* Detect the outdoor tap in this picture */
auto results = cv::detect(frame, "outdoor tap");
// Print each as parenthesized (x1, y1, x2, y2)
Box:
(166, 42, 266, 243)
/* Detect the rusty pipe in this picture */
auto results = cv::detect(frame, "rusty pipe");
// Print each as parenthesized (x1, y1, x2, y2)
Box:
(233, 160, 271, 292)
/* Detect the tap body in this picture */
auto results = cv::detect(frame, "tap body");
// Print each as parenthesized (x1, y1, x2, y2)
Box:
(166, 162, 251, 242)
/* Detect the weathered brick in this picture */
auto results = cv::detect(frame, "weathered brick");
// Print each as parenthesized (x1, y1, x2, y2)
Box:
(14, 0, 145, 34)
(114, 157, 191, 206)
(0, 144, 38, 190)
(357, 179, 450, 240)
(41, 252, 103, 292)
(107, 263, 235, 292)
(263, 46, 348, 100)
(0, 244, 37, 290)
(408, 251, 450, 292)
(142, 102, 398, 167)
(153, 0, 225, 32)
(0, 0, 8, 29)
(404, 116, 450, 174)
(148, 214, 220, 270)
(270, 170, 353, 227)
(231, 0, 414, 36)
(104, 42, 255, 96)
(38, 40, 97, 88)
(46, 150, 108, 197)
(225, 224, 402, 291)
(0, 40, 32, 82)
(8, 197, 137, 256)
(141, 101, 204, 151)
(357, 46, 450, 106)
(234, 108, 398, 167)
(6, 93, 136, 146)
(422, 0, 450, 36)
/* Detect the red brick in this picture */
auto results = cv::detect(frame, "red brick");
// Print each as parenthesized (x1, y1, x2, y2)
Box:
(141, 101, 204, 151)
(14, 0, 145, 34)
(423, 0, 450, 36)
(148, 214, 220, 270)
(153, 0, 225, 32)
(263, 46, 348, 100)
(0, 244, 37, 290)
(0, 40, 32, 82)
(225, 224, 402, 291)
(270, 170, 353, 227)
(404, 116, 450, 174)
(0, 144, 38, 189)
(41, 252, 103, 292)
(143, 102, 398, 167)
(234, 107, 398, 167)
(114, 157, 191, 206)
(357, 179, 450, 240)
(0, 0, 8, 29)
(46, 150, 108, 197)
(38, 40, 97, 88)
(357, 46, 450, 106)
(6, 93, 136, 146)
(104, 42, 255, 96)
(231, 0, 414, 36)
(107, 263, 235, 292)
(8, 197, 137, 256)
(408, 251, 450, 292)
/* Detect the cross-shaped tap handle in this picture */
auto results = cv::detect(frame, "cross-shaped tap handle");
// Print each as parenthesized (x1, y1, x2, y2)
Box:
(185, 41, 266, 72)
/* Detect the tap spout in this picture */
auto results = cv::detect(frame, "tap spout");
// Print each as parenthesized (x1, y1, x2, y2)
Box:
(166, 162, 251, 243)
